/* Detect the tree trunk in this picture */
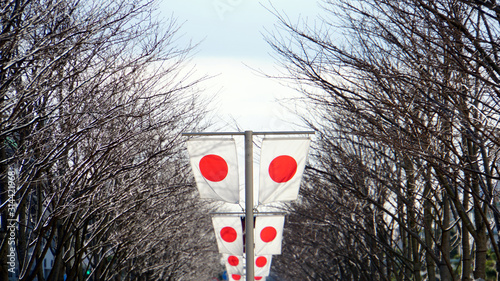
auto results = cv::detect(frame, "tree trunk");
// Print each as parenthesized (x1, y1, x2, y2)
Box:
(439, 192, 453, 281)
(403, 156, 422, 281)
(0, 144, 9, 281)
(473, 189, 487, 279)
(424, 176, 437, 281)
(461, 181, 472, 281)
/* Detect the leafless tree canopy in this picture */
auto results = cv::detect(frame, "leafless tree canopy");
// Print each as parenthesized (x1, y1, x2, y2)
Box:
(0, 0, 219, 280)
(268, 0, 500, 280)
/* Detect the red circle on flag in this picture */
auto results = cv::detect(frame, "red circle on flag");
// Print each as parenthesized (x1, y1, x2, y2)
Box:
(199, 154, 228, 182)
(255, 277, 263, 280)
(220, 227, 237, 243)
(228, 255, 239, 266)
(232, 274, 241, 280)
(255, 256, 267, 268)
(268, 155, 297, 183)
(260, 226, 277, 242)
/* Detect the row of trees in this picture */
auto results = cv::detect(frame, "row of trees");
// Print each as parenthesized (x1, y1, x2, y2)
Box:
(268, 0, 500, 280)
(11, 0, 500, 280)
(0, 0, 220, 280)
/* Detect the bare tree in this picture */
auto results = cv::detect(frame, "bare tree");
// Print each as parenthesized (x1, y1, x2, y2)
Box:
(267, 0, 500, 280)
(0, 0, 215, 280)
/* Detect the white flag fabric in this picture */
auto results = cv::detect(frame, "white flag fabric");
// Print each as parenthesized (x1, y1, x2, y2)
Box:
(212, 216, 244, 255)
(258, 138, 310, 204)
(187, 138, 239, 203)
(254, 215, 285, 255)
(254, 255, 272, 276)
(223, 254, 244, 275)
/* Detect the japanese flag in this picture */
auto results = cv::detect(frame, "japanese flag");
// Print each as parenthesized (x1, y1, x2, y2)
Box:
(258, 138, 310, 204)
(228, 274, 244, 281)
(223, 254, 244, 275)
(255, 255, 272, 276)
(255, 215, 285, 255)
(254, 277, 266, 281)
(212, 216, 244, 255)
(187, 138, 239, 203)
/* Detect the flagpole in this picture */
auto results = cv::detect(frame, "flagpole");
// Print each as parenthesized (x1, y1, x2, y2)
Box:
(244, 130, 254, 281)
(182, 130, 315, 136)
(182, 129, 314, 280)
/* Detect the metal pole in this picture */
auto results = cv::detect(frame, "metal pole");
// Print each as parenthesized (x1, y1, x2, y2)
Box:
(182, 130, 315, 136)
(209, 211, 286, 216)
(182, 130, 313, 279)
(244, 130, 254, 281)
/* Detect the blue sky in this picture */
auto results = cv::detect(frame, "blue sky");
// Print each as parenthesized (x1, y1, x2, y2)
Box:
(161, 1, 322, 58)
(160, 0, 323, 131)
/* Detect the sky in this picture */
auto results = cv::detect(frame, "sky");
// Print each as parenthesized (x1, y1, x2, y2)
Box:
(159, 0, 323, 132)
(159, 1, 325, 211)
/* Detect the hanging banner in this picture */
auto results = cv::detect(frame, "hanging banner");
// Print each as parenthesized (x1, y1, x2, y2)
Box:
(254, 215, 285, 255)
(187, 138, 240, 203)
(223, 254, 244, 275)
(212, 216, 244, 255)
(258, 137, 310, 204)
(228, 273, 244, 281)
(254, 255, 272, 276)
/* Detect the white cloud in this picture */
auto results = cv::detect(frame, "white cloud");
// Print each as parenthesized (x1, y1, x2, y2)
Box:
(159, 0, 324, 131)
(193, 56, 304, 132)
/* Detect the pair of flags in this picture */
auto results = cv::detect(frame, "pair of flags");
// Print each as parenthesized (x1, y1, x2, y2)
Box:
(186, 136, 310, 279)
(213, 215, 284, 279)
(187, 138, 311, 204)
(227, 275, 264, 281)
(227, 271, 267, 281)
(224, 254, 270, 280)
(212, 215, 285, 256)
